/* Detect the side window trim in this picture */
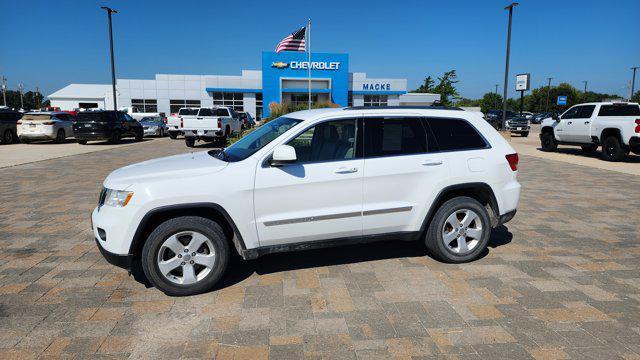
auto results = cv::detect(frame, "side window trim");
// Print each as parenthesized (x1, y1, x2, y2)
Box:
(283, 117, 363, 165)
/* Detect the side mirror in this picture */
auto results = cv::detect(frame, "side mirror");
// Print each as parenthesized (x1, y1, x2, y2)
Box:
(270, 145, 297, 166)
(552, 114, 560, 121)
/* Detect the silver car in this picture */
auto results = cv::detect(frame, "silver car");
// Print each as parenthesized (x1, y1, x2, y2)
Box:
(139, 116, 168, 137)
(17, 112, 75, 143)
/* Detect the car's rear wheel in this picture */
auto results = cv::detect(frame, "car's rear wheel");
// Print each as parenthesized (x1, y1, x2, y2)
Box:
(55, 129, 65, 144)
(540, 131, 557, 152)
(185, 137, 195, 147)
(581, 144, 597, 153)
(425, 197, 491, 263)
(3, 130, 14, 144)
(169, 132, 178, 139)
(159, 128, 164, 137)
(110, 130, 121, 144)
(135, 131, 143, 142)
(141, 216, 229, 296)
(601, 136, 625, 162)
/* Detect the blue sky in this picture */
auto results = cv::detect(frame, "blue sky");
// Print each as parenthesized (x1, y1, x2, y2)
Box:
(1, 0, 638, 99)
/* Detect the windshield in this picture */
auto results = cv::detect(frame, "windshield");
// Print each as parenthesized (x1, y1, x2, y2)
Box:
(211, 116, 302, 162)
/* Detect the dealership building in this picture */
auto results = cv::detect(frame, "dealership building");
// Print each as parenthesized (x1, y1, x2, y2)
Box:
(48, 51, 439, 119)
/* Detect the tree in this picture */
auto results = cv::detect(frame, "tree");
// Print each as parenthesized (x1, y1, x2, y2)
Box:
(413, 76, 435, 93)
(632, 91, 640, 103)
(433, 70, 459, 106)
(479, 92, 503, 113)
(1, 89, 45, 110)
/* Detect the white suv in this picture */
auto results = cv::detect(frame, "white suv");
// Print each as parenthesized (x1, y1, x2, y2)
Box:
(92, 107, 521, 296)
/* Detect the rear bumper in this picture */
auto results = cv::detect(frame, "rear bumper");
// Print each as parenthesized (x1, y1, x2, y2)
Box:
(18, 133, 56, 140)
(183, 129, 224, 138)
(74, 132, 111, 141)
(95, 238, 132, 270)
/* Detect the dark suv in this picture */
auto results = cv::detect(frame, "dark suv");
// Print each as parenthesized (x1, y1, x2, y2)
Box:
(73, 111, 143, 144)
(0, 109, 22, 144)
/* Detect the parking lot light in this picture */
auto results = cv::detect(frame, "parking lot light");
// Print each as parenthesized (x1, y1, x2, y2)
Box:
(501, 2, 518, 130)
(101, 6, 118, 111)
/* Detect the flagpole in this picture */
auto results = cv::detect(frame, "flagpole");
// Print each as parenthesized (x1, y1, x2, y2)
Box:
(307, 19, 311, 110)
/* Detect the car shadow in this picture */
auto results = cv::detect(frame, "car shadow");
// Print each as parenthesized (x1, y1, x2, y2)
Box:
(84, 139, 153, 146)
(535, 147, 640, 163)
(130, 226, 514, 294)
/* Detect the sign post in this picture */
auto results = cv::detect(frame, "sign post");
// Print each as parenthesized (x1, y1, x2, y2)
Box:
(515, 73, 530, 116)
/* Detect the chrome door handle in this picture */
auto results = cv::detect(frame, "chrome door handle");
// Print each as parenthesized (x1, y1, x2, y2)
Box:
(197, 117, 203, 120)
(335, 167, 358, 174)
(422, 160, 443, 166)
(567, 121, 572, 124)
(584, 121, 590, 124)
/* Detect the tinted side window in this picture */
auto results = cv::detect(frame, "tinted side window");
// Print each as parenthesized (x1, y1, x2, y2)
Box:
(561, 106, 580, 119)
(364, 117, 429, 157)
(426, 118, 487, 151)
(576, 105, 595, 118)
(199, 108, 213, 117)
(215, 108, 230, 117)
(288, 119, 359, 163)
(598, 104, 640, 116)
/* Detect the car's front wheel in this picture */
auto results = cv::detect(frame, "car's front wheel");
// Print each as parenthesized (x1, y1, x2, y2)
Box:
(142, 216, 230, 296)
(3, 129, 14, 144)
(169, 132, 178, 139)
(425, 197, 491, 263)
(540, 131, 557, 152)
(185, 138, 195, 147)
(55, 129, 65, 144)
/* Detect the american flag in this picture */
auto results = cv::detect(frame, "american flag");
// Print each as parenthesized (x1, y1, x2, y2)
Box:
(275, 26, 306, 53)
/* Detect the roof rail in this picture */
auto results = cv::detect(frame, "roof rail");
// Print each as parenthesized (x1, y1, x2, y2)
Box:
(344, 105, 463, 111)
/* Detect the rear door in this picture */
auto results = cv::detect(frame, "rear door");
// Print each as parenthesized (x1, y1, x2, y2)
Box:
(361, 116, 449, 235)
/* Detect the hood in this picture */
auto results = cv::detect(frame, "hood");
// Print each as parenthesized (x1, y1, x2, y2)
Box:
(104, 151, 227, 189)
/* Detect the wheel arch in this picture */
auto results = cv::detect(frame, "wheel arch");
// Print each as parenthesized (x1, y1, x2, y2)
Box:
(600, 127, 622, 143)
(420, 183, 500, 232)
(129, 203, 247, 259)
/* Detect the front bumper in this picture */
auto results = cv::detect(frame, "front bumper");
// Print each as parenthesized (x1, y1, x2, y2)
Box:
(95, 238, 132, 270)
(506, 126, 530, 132)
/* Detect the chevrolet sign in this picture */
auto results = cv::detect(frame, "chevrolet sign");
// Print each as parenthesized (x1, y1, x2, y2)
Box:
(271, 61, 341, 70)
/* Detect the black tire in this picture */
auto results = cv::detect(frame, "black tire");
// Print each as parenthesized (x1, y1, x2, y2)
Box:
(77, 139, 88, 145)
(159, 128, 164, 137)
(3, 130, 14, 144)
(185, 137, 195, 147)
(601, 136, 625, 162)
(141, 216, 230, 296)
(425, 196, 491, 263)
(540, 131, 557, 152)
(521, 131, 529, 137)
(110, 130, 121, 144)
(169, 131, 178, 139)
(581, 144, 598, 153)
(55, 129, 65, 144)
(135, 131, 143, 142)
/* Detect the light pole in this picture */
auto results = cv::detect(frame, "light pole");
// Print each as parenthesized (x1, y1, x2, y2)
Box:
(1, 77, 6, 106)
(545, 77, 553, 112)
(18, 82, 24, 109)
(583, 81, 587, 93)
(631, 67, 639, 100)
(101, 6, 118, 111)
(501, 2, 518, 130)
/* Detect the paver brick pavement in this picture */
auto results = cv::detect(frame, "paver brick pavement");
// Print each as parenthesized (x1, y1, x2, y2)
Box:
(0, 139, 639, 359)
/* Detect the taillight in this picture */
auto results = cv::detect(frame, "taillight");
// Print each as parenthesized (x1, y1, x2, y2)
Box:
(505, 153, 519, 171)
(635, 119, 640, 133)
(163, 117, 167, 124)
(16, 121, 22, 125)
(217, 119, 222, 129)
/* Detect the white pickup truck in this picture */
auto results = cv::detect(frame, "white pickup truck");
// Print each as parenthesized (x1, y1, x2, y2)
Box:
(167, 107, 199, 139)
(540, 102, 640, 161)
(119, 107, 164, 121)
(182, 107, 242, 147)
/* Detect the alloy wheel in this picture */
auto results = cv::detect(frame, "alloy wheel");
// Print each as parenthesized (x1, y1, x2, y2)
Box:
(156, 231, 216, 285)
(441, 209, 483, 255)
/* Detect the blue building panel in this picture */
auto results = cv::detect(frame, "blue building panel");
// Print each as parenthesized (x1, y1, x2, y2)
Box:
(262, 51, 349, 117)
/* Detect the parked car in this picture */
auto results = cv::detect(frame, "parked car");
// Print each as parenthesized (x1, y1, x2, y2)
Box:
(485, 109, 516, 129)
(520, 111, 534, 119)
(504, 116, 530, 137)
(531, 112, 553, 124)
(139, 116, 168, 137)
(73, 110, 143, 144)
(182, 107, 242, 147)
(119, 106, 165, 121)
(167, 107, 199, 139)
(237, 111, 256, 129)
(92, 106, 521, 295)
(0, 108, 21, 144)
(540, 102, 640, 161)
(17, 112, 75, 143)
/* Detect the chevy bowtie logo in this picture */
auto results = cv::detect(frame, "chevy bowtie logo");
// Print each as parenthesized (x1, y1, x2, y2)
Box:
(271, 61, 289, 69)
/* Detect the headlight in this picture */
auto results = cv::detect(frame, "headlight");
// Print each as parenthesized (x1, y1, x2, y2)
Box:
(104, 188, 134, 207)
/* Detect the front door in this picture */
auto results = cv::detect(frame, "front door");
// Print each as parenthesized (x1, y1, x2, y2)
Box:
(361, 116, 449, 235)
(555, 106, 580, 142)
(565, 105, 595, 142)
(253, 118, 364, 246)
